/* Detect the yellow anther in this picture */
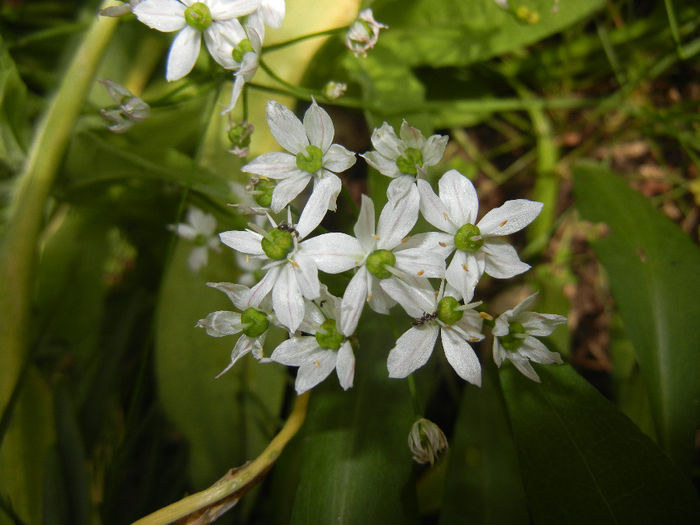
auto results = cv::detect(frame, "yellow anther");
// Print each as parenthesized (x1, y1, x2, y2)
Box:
(479, 311, 494, 321)
(500, 219, 508, 227)
(417, 270, 425, 276)
(315, 360, 321, 368)
(372, 234, 380, 240)
(438, 241, 447, 247)
(290, 259, 300, 268)
(462, 263, 469, 272)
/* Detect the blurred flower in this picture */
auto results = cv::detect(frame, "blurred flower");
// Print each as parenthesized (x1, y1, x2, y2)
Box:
(132, 0, 260, 81)
(168, 206, 220, 272)
(362, 120, 447, 203)
(345, 8, 387, 57)
(99, 0, 141, 17)
(323, 80, 347, 100)
(98, 78, 149, 133)
(242, 99, 356, 238)
(492, 292, 567, 382)
(408, 418, 448, 465)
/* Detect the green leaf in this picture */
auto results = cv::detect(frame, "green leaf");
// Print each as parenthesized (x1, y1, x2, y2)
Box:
(440, 364, 529, 525)
(0, 35, 29, 178)
(574, 162, 700, 470)
(500, 363, 700, 524)
(282, 313, 419, 525)
(372, 0, 606, 67)
(154, 241, 286, 488)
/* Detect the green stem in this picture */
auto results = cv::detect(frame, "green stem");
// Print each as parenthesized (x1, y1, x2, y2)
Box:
(131, 392, 310, 525)
(0, 3, 119, 418)
(261, 26, 347, 54)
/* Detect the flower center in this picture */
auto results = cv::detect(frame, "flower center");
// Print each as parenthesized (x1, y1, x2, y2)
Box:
(261, 228, 293, 260)
(241, 307, 269, 337)
(366, 249, 396, 279)
(253, 179, 275, 207)
(296, 145, 324, 173)
(184, 2, 213, 31)
(396, 147, 423, 175)
(315, 319, 344, 350)
(193, 233, 208, 246)
(232, 38, 254, 62)
(454, 223, 484, 252)
(499, 321, 526, 351)
(437, 296, 463, 325)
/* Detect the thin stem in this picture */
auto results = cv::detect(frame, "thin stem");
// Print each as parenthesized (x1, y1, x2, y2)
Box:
(131, 392, 310, 525)
(0, 1, 119, 419)
(261, 26, 348, 54)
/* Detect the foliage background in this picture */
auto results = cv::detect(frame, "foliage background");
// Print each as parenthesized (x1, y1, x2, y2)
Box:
(0, 0, 699, 523)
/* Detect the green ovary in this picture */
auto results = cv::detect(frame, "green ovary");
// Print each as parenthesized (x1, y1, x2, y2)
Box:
(437, 296, 463, 325)
(261, 228, 293, 260)
(366, 249, 396, 279)
(241, 308, 269, 337)
(396, 147, 423, 175)
(296, 145, 323, 173)
(499, 321, 525, 351)
(232, 38, 254, 62)
(315, 319, 344, 350)
(184, 2, 213, 31)
(454, 223, 484, 252)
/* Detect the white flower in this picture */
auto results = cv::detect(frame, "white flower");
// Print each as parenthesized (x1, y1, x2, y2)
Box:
(218, 210, 319, 332)
(345, 8, 387, 57)
(133, 0, 261, 81)
(168, 206, 220, 272)
(381, 276, 484, 385)
(323, 80, 347, 100)
(98, 79, 149, 133)
(257, 0, 285, 29)
(362, 121, 448, 203)
(197, 282, 275, 377)
(492, 292, 566, 382)
(301, 191, 445, 336)
(413, 169, 542, 301)
(270, 287, 355, 394)
(242, 100, 356, 237)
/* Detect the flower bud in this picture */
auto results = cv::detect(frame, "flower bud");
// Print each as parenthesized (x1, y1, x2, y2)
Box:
(228, 122, 254, 158)
(323, 81, 347, 100)
(408, 418, 448, 465)
(345, 9, 388, 57)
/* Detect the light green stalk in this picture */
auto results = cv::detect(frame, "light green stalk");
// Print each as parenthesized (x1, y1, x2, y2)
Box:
(0, 4, 119, 417)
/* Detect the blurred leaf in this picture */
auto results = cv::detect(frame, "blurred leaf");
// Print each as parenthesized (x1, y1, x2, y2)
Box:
(0, 369, 54, 525)
(372, 0, 606, 67)
(440, 363, 529, 525)
(574, 163, 700, 470)
(500, 363, 700, 524)
(280, 313, 419, 525)
(154, 241, 286, 488)
(0, 34, 29, 178)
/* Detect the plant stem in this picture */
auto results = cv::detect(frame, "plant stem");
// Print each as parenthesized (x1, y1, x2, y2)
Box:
(131, 392, 310, 525)
(0, 2, 119, 419)
(261, 26, 347, 54)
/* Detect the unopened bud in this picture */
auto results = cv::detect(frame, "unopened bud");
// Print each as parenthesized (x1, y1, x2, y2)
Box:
(323, 81, 347, 100)
(408, 418, 448, 465)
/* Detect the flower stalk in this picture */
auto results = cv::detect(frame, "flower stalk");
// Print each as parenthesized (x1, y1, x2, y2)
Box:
(0, 1, 119, 417)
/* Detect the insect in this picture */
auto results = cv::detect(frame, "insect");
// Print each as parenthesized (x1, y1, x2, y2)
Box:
(277, 223, 299, 237)
(412, 312, 437, 326)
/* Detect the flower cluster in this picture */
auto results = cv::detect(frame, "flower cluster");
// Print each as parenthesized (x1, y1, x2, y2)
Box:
(129, 0, 285, 111)
(199, 99, 567, 393)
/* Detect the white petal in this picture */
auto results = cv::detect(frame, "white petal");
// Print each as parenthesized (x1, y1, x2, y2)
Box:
(510, 356, 542, 383)
(371, 122, 402, 159)
(379, 275, 435, 318)
(204, 18, 245, 68)
(295, 349, 337, 394)
(209, 0, 261, 20)
(220, 73, 246, 114)
(478, 199, 543, 236)
(270, 173, 310, 212)
(298, 299, 325, 333)
(399, 232, 453, 258)
(340, 267, 369, 336)
(206, 281, 251, 309)
(166, 26, 201, 82)
(133, 0, 186, 31)
(492, 338, 507, 366)
(519, 312, 567, 336)
(219, 229, 264, 255)
(377, 188, 419, 250)
(247, 265, 280, 306)
(242, 152, 299, 179)
(267, 100, 308, 154)
(300, 233, 362, 273)
(304, 100, 334, 152)
(454, 310, 484, 340)
(510, 292, 540, 318)
(292, 255, 320, 300)
(354, 194, 376, 252)
(197, 310, 242, 337)
(296, 174, 341, 238)
(362, 151, 399, 177)
(387, 325, 439, 378)
(422, 135, 448, 166)
(260, 0, 285, 27)
(216, 334, 256, 377)
(520, 337, 563, 365)
(482, 238, 530, 279)
(272, 263, 305, 331)
(171, 223, 197, 240)
(187, 207, 216, 234)
(441, 327, 481, 386)
(323, 144, 356, 173)
(187, 246, 208, 271)
(386, 176, 416, 204)
(399, 120, 425, 149)
(336, 341, 355, 390)
(270, 336, 319, 366)
(445, 251, 480, 302)
(439, 169, 478, 226)
(367, 273, 395, 314)
(394, 248, 445, 279)
(417, 179, 453, 233)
